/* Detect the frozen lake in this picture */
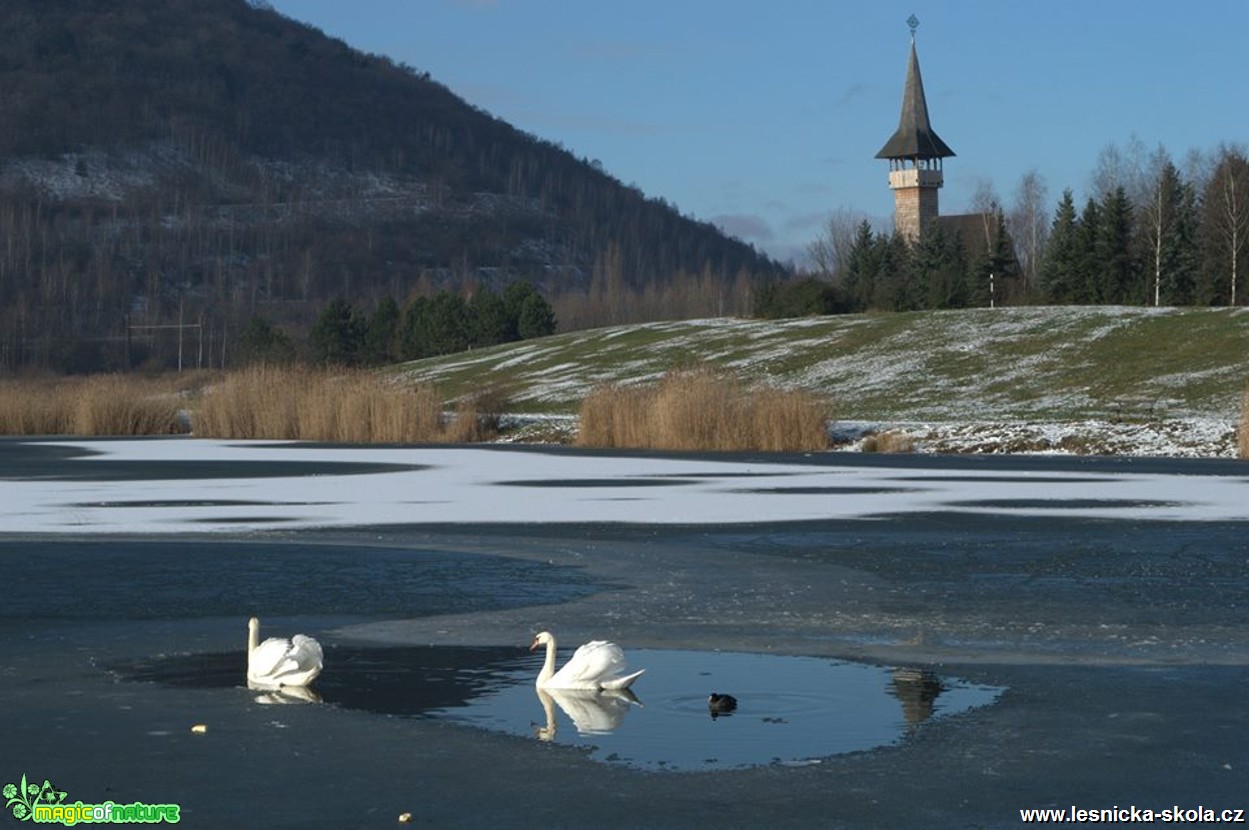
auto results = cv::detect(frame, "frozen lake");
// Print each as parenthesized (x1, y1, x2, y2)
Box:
(1, 437, 1246, 827)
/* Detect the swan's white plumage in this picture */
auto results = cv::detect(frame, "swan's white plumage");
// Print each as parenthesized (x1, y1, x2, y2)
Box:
(247, 617, 323, 688)
(530, 631, 644, 691)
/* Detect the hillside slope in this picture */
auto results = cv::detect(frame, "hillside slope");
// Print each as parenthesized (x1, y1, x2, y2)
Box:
(395, 306, 1249, 456)
(0, 0, 781, 373)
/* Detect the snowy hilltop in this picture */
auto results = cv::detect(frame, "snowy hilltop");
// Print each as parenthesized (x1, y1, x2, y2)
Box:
(397, 306, 1249, 459)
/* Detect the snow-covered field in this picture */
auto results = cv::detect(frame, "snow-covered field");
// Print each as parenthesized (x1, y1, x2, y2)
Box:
(400, 306, 1248, 459)
(4, 438, 1246, 537)
(839, 416, 1240, 458)
(500, 413, 1241, 458)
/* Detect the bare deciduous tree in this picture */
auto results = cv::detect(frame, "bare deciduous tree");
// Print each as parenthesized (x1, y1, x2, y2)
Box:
(1090, 135, 1149, 206)
(806, 207, 870, 283)
(1008, 169, 1049, 291)
(970, 177, 1002, 260)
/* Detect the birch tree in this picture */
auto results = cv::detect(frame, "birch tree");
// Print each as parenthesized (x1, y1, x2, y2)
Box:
(1138, 148, 1181, 306)
(1202, 145, 1249, 305)
(1008, 169, 1049, 294)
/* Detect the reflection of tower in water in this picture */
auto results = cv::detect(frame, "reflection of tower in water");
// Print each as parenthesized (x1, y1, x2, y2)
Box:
(888, 667, 945, 730)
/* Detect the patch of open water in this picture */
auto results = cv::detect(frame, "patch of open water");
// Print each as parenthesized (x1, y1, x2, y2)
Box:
(113, 645, 1003, 772)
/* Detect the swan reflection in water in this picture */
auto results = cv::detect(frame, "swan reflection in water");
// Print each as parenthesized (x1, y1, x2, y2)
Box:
(533, 687, 642, 742)
(248, 681, 323, 705)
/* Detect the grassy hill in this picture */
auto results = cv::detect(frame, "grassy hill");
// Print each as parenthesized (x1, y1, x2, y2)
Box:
(392, 306, 1249, 424)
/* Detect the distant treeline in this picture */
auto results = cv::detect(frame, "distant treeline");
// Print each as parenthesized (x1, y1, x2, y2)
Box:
(781, 145, 1248, 316)
(238, 281, 556, 367)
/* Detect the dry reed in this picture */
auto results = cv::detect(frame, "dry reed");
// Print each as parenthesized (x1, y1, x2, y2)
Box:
(0, 375, 183, 436)
(193, 365, 495, 443)
(576, 368, 829, 452)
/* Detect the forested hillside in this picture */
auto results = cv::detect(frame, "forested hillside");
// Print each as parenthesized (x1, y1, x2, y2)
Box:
(0, 0, 783, 373)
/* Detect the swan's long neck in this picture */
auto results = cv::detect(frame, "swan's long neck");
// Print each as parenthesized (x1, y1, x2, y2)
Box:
(536, 637, 557, 687)
(248, 619, 259, 655)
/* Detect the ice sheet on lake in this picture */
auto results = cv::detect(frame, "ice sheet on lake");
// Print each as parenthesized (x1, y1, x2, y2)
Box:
(2, 439, 1247, 535)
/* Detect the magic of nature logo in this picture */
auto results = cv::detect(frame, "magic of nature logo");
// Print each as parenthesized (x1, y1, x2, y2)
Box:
(4, 774, 180, 824)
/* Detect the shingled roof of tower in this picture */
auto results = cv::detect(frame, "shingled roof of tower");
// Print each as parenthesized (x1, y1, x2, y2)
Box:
(875, 38, 955, 161)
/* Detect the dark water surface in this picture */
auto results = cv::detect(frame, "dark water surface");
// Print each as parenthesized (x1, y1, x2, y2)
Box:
(110, 645, 1001, 771)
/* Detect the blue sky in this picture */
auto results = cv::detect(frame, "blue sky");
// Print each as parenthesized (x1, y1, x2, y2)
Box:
(267, 0, 1247, 264)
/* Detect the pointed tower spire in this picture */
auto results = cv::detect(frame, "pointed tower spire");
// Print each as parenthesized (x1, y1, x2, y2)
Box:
(876, 16, 954, 241)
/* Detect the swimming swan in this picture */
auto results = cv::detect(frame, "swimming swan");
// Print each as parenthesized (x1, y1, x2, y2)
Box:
(529, 630, 644, 691)
(247, 617, 323, 688)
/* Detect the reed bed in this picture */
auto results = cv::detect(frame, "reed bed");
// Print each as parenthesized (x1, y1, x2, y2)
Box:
(193, 365, 494, 442)
(576, 368, 830, 452)
(0, 375, 184, 435)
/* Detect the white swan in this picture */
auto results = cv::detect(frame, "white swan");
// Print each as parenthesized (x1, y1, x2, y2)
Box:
(529, 630, 644, 691)
(246, 617, 323, 688)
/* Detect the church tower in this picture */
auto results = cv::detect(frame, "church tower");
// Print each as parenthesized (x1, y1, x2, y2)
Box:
(875, 16, 954, 241)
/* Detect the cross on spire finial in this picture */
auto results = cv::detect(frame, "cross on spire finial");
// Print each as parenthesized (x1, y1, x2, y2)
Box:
(907, 14, 919, 39)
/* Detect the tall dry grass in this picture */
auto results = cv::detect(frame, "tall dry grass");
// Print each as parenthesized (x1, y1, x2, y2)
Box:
(193, 365, 496, 443)
(1239, 387, 1249, 460)
(0, 374, 184, 435)
(576, 368, 830, 452)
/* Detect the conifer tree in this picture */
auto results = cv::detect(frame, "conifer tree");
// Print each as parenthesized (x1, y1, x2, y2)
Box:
(1039, 190, 1079, 303)
(424, 291, 471, 355)
(309, 299, 365, 366)
(871, 234, 913, 312)
(841, 221, 880, 311)
(1097, 186, 1137, 304)
(469, 288, 512, 347)
(400, 296, 431, 360)
(1167, 178, 1202, 305)
(503, 281, 556, 338)
(363, 296, 400, 364)
(516, 292, 557, 339)
(912, 222, 967, 309)
(1073, 198, 1103, 303)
